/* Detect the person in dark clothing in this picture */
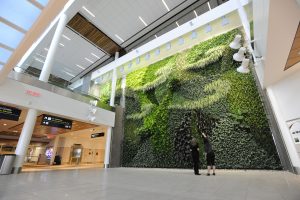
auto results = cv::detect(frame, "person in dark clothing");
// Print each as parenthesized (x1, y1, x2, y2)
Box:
(202, 133, 216, 176)
(190, 138, 200, 175)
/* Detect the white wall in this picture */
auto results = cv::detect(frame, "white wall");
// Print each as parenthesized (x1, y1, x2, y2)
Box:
(267, 70, 300, 169)
(0, 78, 115, 127)
(253, 0, 300, 87)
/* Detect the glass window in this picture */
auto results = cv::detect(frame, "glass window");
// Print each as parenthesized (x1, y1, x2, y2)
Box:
(0, 0, 41, 31)
(36, 0, 49, 7)
(0, 22, 25, 48)
(0, 47, 13, 63)
(145, 53, 150, 60)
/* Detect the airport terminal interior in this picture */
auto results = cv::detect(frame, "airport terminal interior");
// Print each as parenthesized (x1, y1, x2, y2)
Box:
(1, 0, 300, 199)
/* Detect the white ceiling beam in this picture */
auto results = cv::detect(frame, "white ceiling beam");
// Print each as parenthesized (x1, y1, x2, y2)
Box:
(0, 17, 27, 33)
(0, 43, 14, 52)
(27, 0, 44, 10)
(91, 0, 250, 80)
(0, 0, 71, 83)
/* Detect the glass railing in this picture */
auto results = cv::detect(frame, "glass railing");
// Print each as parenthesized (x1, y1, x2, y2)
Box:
(8, 70, 114, 111)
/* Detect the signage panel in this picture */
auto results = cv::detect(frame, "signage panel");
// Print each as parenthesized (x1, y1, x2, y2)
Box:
(41, 114, 72, 129)
(0, 105, 21, 121)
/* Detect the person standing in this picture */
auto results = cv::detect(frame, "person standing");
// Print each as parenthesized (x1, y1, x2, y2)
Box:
(202, 133, 216, 176)
(190, 138, 200, 175)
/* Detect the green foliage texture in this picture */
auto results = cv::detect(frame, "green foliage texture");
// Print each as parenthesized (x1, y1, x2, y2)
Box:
(112, 29, 281, 169)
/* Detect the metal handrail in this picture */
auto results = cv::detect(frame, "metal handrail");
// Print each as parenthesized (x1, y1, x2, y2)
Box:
(8, 71, 99, 104)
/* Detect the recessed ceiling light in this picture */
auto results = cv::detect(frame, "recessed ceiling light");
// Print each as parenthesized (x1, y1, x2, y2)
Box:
(82, 6, 95, 17)
(85, 57, 93, 63)
(36, 53, 46, 58)
(3, 124, 7, 126)
(62, 34, 71, 40)
(138, 16, 148, 26)
(44, 48, 49, 51)
(207, 2, 212, 10)
(162, 0, 170, 11)
(76, 64, 85, 70)
(176, 21, 180, 27)
(59, 43, 64, 47)
(115, 34, 124, 43)
(194, 10, 198, 17)
(64, 71, 75, 77)
(34, 58, 45, 64)
(91, 53, 100, 59)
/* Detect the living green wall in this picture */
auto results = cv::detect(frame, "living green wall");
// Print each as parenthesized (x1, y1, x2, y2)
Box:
(116, 29, 281, 169)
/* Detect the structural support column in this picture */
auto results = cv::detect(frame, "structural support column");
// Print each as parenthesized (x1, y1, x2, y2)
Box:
(39, 13, 68, 82)
(50, 135, 60, 165)
(109, 52, 119, 107)
(81, 73, 92, 94)
(104, 127, 113, 168)
(12, 109, 38, 173)
(12, 14, 68, 174)
(120, 75, 126, 108)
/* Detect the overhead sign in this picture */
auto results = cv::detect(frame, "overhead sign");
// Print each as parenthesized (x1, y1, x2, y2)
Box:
(41, 114, 72, 129)
(0, 105, 21, 121)
(91, 132, 105, 138)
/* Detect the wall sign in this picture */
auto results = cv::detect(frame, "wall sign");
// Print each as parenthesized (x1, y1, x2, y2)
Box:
(0, 105, 21, 121)
(41, 114, 72, 129)
(289, 121, 300, 144)
(91, 132, 105, 138)
(25, 90, 41, 97)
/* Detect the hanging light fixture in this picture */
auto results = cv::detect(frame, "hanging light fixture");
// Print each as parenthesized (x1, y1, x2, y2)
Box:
(233, 47, 246, 62)
(229, 35, 242, 49)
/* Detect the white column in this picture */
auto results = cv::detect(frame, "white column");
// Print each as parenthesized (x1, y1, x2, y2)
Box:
(50, 135, 60, 165)
(12, 109, 38, 173)
(104, 127, 112, 168)
(267, 88, 300, 170)
(109, 52, 119, 107)
(120, 75, 126, 108)
(39, 13, 68, 82)
(235, 0, 251, 41)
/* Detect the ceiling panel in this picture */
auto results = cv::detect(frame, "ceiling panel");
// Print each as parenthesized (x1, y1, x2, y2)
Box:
(21, 27, 106, 81)
(82, 0, 186, 45)
(67, 13, 121, 55)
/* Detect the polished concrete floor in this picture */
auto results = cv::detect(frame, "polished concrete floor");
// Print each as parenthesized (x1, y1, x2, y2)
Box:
(0, 168, 299, 200)
(22, 163, 103, 172)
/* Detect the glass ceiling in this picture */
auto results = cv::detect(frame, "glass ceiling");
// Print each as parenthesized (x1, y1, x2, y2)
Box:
(0, 0, 48, 70)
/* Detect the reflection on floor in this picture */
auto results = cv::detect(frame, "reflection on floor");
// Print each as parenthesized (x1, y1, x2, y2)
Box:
(22, 163, 103, 172)
(0, 168, 300, 200)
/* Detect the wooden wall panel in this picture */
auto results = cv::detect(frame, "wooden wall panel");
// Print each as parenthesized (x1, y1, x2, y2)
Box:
(67, 13, 121, 55)
(285, 23, 300, 70)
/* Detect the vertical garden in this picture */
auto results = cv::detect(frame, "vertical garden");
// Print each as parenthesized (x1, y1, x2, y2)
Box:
(109, 29, 281, 169)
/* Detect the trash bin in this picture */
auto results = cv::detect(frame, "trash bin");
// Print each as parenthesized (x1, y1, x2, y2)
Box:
(0, 154, 16, 175)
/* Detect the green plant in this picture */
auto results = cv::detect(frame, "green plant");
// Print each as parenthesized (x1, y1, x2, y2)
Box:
(120, 28, 281, 170)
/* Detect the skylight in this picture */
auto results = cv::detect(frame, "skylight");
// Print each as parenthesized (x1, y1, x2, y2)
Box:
(0, 48, 12, 63)
(0, 22, 25, 49)
(36, 0, 49, 7)
(0, 0, 41, 31)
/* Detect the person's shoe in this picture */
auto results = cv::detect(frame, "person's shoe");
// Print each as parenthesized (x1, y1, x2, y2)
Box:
(207, 173, 210, 176)
(195, 173, 201, 175)
(212, 173, 216, 176)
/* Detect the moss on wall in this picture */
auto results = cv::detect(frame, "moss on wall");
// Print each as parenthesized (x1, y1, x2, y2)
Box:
(115, 29, 281, 169)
